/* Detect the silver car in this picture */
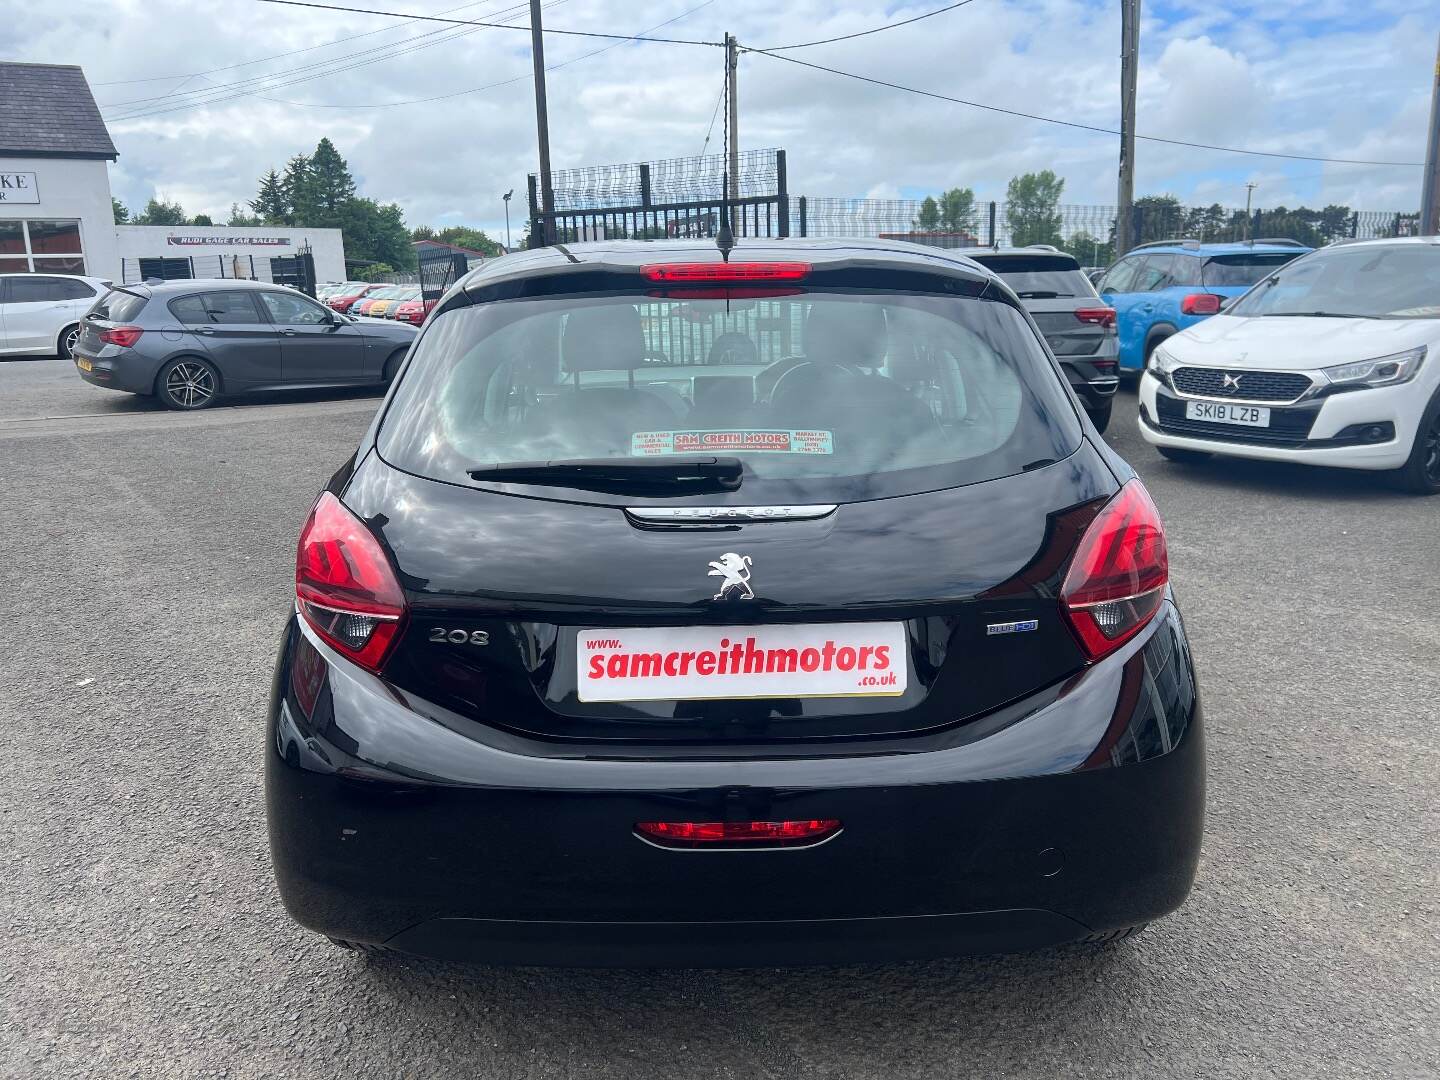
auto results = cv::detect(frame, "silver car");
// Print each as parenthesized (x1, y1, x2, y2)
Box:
(72, 279, 418, 410)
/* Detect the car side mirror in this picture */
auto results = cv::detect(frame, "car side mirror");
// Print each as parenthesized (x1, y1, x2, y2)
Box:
(1217, 296, 1234, 311)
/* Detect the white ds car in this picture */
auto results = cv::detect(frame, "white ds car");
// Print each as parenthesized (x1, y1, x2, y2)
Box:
(0, 273, 112, 359)
(1139, 237, 1440, 494)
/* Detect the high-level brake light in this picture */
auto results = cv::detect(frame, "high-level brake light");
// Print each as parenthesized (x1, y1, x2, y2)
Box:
(295, 492, 407, 673)
(641, 262, 811, 284)
(636, 819, 841, 849)
(1060, 480, 1169, 661)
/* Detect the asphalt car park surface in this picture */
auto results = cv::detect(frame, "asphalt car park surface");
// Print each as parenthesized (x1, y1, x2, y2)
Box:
(1, 354, 1435, 1079)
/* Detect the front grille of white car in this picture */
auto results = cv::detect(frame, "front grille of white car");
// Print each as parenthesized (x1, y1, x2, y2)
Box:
(1171, 367, 1315, 404)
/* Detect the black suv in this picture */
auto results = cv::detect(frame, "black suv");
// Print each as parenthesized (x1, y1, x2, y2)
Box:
(962, 247, 1120, 432)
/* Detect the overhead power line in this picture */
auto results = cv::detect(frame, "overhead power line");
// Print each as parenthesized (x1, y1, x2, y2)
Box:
(110, 0, 716, 117)
(104, 0, 567, 121)
(742, 48, 1425, 168)
(103, 0, 542, 110)
(755, 0, 980, 51)
(90, 0, 507, 85)
(250, 0, 723, 46)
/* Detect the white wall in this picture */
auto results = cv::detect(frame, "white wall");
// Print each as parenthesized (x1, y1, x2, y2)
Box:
(113, 225, 347, 283)
(0, 156, 119, 280)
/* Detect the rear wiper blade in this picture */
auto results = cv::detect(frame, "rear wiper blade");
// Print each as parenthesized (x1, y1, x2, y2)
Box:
(468, 455, 743, 493)
(1015, 290, 1064, 298)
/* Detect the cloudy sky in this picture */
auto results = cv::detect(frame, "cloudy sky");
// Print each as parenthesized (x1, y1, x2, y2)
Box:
(8, 0, 1435, 239)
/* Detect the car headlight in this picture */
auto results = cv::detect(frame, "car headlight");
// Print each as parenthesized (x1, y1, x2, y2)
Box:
(1320, 347, 1426, 389)
(1148, 343, 1182, 374)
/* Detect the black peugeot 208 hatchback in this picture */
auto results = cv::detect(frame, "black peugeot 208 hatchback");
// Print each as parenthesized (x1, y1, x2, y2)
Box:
(267, 238, 1203, 966)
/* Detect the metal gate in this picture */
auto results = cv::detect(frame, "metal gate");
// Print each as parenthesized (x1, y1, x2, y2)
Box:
(418, 249, 468, 303)
(269, 251, 317, 296)
(529, 149, 790, 247)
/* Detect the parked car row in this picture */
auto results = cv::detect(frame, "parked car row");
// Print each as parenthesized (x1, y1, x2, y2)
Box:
(317, 281, 437, 325)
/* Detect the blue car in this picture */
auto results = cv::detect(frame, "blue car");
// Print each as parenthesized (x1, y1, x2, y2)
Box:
(1097, 240, 1312, 373)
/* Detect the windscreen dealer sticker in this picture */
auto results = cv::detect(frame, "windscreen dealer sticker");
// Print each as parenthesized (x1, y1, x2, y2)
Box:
(577, 622, 908, 703)
(631, 429, 834, 456)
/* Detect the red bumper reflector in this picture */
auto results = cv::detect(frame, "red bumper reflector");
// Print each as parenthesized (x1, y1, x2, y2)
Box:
(640, 261, 811, 283)
(636, 819, 841, 848)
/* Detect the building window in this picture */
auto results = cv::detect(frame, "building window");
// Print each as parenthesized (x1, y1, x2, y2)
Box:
(0, 219, 85, 274)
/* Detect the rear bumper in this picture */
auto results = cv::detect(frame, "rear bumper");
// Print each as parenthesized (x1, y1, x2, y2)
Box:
(266, 604, 1204, 966)
(74, 350, 159, 395)
(1060, 354, 1120, 410)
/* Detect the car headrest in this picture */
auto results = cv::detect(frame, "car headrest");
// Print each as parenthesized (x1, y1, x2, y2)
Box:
(562, 304, 647, 372)
(804, 302, 887, 366)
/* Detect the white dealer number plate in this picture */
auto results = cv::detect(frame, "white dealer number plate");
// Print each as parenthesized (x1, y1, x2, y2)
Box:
(578, 623, 908, 703)
(1185, 401, 1270, 427)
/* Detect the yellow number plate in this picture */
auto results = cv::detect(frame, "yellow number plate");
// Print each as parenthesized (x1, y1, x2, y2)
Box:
(76, 357, 93, 372)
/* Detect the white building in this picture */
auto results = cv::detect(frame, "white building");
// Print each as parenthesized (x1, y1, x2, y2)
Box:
(0, 62, 346, 286)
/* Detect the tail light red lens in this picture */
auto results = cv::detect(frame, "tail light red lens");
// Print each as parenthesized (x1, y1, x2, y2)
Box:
(1061, 481, 1169, 661)
(295, 492, 407, 673)
(641, 262, 811, 283)
(636, 819, 841, 849)
(1181, 293, 1223, 315)
(99, 326, 144, 347)
(1075, 307, 1116, 328)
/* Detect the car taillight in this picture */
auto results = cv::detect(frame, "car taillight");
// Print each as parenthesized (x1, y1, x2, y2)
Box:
(99, 326, 144, 347)
(635, 819, 841, 849)
(1074, 307, 1116, 328)
(295, 492, 407, 673)
(641, 261, 810, 283)
(1060, 480, 1169, 661)
(1181, 293, 1223, 315)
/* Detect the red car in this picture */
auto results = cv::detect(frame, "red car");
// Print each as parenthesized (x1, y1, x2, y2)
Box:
(393, 297, 438, 326)
(327, 283, 379, 314)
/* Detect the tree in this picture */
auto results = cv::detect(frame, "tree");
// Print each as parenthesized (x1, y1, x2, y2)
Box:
(434, 225, 502, 256)
(251, 169, 289, 224)
(339, 198, 415, 269)
(112, 197, 130, 224)
(937, 187, 977, 232)
(911, 188, 976, 234)
(410, 224, 437, 241)
(191, 214, 213, 226)
(281, 155, 315, 225)
(1005, 171, 1064, 247)
(1130, 194, 1183, 245)
(1061, 230, 1112, 268)
(134, 196, 188, 226)
(305, 137, 357, 225)
(913, 196, 940, 231)
(228, 202, 263, 227)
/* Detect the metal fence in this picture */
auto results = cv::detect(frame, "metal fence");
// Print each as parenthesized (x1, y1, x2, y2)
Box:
(793, 198, 1421, 260)
(119, 250, 318, 294)
(529, 148, 791, 245)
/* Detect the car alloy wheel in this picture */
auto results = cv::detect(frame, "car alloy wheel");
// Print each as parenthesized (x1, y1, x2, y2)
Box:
(1423, 410, 1440, 486)
(62, 324, 81, 358)
(165, 361, 216, 409)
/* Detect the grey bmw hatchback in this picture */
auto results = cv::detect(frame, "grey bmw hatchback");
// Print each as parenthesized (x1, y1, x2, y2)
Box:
(73, 279, 417, 409)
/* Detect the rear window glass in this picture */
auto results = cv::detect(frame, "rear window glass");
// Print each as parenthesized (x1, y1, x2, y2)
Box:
(1202, 253, 1302, 287)
(91, 289, 148, 322)
(378, 290, 1081, 502)
(970, 256, 1096, 300)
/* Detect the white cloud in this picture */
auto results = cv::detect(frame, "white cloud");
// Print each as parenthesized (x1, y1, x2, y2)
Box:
(6, 0, 1431, 239)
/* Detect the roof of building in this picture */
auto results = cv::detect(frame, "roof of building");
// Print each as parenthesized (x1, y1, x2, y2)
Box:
(0, 63, 117, 160)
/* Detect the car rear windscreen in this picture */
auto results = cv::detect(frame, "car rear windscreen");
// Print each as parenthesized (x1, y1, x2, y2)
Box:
(973, 255, 1097, 299)
(377, 290, 1082, 502)
(1201, 253, 1302, 287)
(90, 289, 148, 322)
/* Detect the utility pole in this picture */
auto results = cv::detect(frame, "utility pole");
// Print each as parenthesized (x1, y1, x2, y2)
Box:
(1244, 181, 1258, 242)
(502, 189, 513, 251)
(1115, 0, 1140, 256)
(1422, 32, 1440, 236)
(725, 33, 740, 234)
(529, 0, 556, 246)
